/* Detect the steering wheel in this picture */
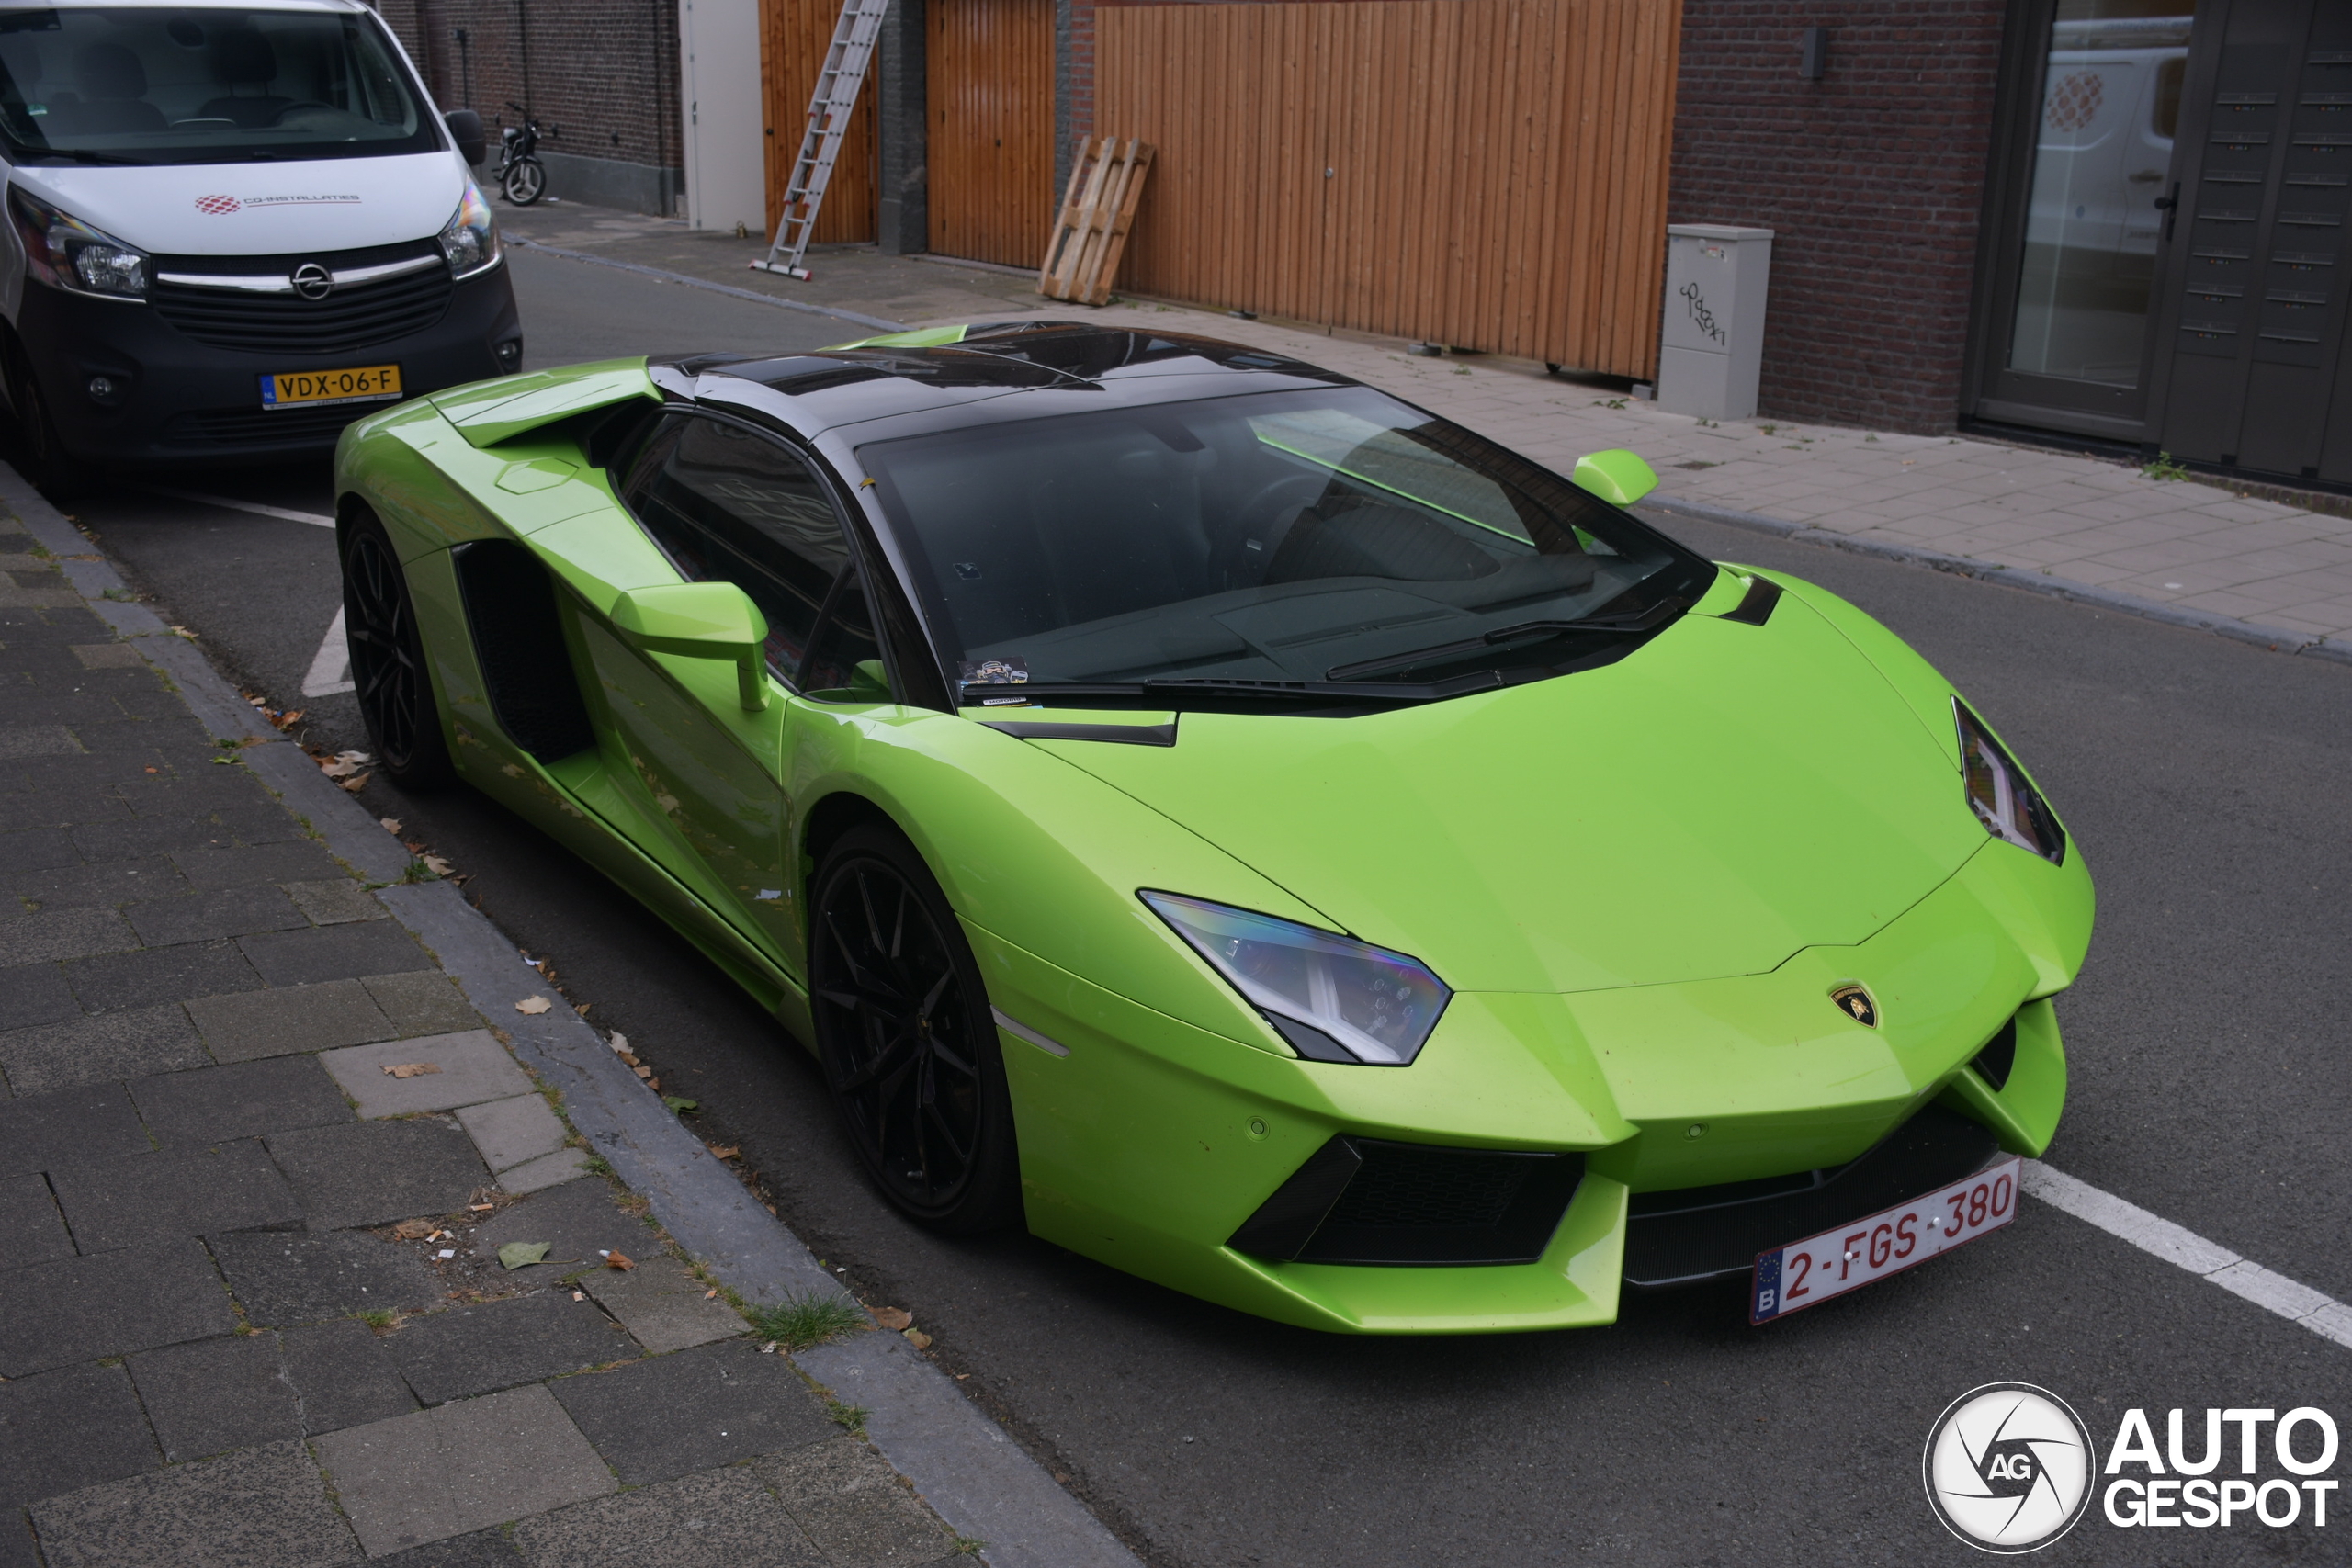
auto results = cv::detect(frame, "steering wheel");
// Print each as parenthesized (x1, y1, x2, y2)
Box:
(1212, 471, 1328, 586)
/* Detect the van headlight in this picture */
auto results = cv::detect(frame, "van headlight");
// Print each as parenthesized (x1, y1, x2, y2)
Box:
(7, 188, 147, 301)
(438, 182, 500, 279)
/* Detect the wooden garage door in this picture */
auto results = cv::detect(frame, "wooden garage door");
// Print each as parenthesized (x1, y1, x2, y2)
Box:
(928, 0, 1056, 267)
(761, 0, 878, 243)
(1099, 0, 1681, 379)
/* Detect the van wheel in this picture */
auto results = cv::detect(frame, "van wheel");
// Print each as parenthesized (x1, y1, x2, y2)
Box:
(4, 350, 89, 499)
(341, 505, 455, 790)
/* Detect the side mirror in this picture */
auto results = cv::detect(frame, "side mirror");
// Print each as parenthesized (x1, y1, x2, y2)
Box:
(1570, 449, 1660, 507)
(611, 581, 769, 710)
(445, 107, 486, 167)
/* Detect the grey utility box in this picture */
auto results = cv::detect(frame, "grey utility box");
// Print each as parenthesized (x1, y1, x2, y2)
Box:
(1656, 224, 1773, 422)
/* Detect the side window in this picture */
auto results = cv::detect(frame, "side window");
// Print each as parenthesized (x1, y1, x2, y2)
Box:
(621, 414, 854, 685)
(801, 570, 887, 701)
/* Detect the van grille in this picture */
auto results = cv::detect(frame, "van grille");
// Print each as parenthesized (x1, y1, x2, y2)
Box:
(151, 242, 454, 356)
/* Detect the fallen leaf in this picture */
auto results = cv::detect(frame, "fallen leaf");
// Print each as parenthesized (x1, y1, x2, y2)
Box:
(379, 818, 402, 833)
(391, 1219, 435, 1240)
(574, 1003, 590, 1015)
(605, 1250, 635, 1271)
(872, 1307, 912, 1331)
(381, 1063, 440, 1078)
(422, 854, 456, 876)
(704, 1289, 718, 1299)
(143, 766, 158, 774)
(707, 1144, 739, 1160)
(632, 1065, 653, 1079)
(904, 1328, 933, 1349)
(497, 1241, 552, 1270)
(646, 1078, 661, 1092)
(270, 708, 304, 729)
(608, 1032, 629, 1054)
(515, 997, 552, 1015)
(338, 773, 369, 793)
(662, 1096, 698, 1114)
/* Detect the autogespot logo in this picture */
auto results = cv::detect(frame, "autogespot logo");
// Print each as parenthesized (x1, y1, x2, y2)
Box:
(1924, 1383, 2096, 1552)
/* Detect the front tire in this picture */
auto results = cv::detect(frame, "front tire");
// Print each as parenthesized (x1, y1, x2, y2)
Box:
(809, 824, 1022, 1233)
(340, 506, 454, 790)
(4, 345, 89, 499)
(503, 157, 546, 205)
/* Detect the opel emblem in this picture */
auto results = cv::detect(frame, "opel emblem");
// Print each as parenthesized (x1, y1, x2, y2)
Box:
(291, 263, 334, 300)
(1830, 983, 1879, 1027)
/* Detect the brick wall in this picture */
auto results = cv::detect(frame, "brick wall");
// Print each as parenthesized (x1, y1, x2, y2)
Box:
(374, 0, 681, 187)
(1669, 1, 2010, 433)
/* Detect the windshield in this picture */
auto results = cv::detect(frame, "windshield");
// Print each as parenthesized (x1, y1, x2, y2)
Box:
(0, 6, 437, 165)
(860, 387, 1712, 700)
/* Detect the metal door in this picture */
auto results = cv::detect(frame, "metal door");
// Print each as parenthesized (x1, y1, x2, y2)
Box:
(1970, 0, 2199, 442)
(2147, 0, 2352, 479)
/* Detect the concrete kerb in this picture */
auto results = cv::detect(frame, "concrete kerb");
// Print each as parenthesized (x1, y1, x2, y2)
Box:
(1, 464, 1143, 1568)
(1636, 493, 2352, 669)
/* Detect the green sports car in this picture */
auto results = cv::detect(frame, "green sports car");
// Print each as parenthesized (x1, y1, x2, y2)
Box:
(333, 321, 2091, 1335)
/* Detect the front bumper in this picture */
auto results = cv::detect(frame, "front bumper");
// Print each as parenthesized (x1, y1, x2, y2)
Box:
(980, 836, 2087, 1334)
(12, 263, 520, 466)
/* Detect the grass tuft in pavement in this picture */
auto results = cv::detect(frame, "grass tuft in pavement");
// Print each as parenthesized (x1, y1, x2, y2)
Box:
(750, 1293, 867, 1352)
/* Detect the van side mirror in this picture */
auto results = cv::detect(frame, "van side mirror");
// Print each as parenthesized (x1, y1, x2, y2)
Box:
(611, 581, 770, 710)
(1570, 449, 1660, 507)
(445, 107, 486, 167)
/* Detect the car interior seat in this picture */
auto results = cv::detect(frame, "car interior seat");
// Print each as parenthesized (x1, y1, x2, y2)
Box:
(198, 27, 290, 127)
(41, 43, 165, 134)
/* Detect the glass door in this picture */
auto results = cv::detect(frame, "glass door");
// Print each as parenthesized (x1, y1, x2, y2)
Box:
(1972, 0, 2201, 439)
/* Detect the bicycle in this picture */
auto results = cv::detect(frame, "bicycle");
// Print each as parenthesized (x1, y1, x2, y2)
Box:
(496, 104, 550, 205)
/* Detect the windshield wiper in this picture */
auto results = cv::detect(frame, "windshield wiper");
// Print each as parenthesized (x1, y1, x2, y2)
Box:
(958, 674, 1497, 708)
(15, 147, 146, 165)
(1323, 597, 1686, 682)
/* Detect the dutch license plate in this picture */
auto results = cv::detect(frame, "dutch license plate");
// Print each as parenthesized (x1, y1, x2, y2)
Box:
(1751, 1156, 2021, 1324)
(259, 365, 402, 410)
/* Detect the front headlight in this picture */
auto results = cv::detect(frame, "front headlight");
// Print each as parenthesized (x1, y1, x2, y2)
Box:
(438, 182, 500, 279)
(1955, 700, 2064, 863)
(1141, 891, 1451, 1066)
(7, 188, 147, 300)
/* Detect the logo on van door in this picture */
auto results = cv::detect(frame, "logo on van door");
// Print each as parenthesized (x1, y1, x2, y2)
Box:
(195, 195, 241, 215)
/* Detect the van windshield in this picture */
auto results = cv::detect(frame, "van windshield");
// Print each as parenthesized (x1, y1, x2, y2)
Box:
(0, 6, 439, 165)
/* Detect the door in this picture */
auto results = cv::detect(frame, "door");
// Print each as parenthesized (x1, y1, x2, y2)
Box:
(926, 0, 1055, 267)
(2146, 0, 2352, 479)
(588, 412, 885, 977)
(761, 0, 878, 243)
(1972, 0, 2199, 441)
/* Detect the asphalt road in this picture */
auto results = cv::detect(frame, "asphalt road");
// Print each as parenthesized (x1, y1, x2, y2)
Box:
(56, 243, 2352, 1566)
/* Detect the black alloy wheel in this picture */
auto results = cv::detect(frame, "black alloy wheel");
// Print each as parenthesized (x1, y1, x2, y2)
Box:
(340, 506, 454, 790)
(810, 825, 1021, 1232)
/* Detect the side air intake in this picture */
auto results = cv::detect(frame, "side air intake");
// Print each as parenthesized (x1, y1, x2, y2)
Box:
(1228, 1136, 1583, 1267)
(452, 540, 596, 762)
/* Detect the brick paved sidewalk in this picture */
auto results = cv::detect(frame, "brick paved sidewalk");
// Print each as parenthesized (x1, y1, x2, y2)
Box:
(492, 204, 2352, 658)
(0, 513, 971, 1563)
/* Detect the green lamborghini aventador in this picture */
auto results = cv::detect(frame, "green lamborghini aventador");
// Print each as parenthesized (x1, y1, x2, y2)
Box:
(332, 321, 2091, 1334)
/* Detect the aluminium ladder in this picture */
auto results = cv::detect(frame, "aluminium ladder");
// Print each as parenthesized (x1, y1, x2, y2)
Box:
(751, 0, 890, 281)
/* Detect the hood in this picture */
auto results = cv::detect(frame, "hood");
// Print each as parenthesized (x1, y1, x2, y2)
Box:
(1031, 592, 1988, 995)
(9, 152, 467, 254)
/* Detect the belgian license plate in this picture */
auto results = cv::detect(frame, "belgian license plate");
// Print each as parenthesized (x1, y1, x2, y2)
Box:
(259, 365, 402, 409)
(1751, 1156, 2021, 1324)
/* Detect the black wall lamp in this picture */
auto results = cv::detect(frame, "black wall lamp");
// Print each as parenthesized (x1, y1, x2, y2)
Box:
(1799, 25, 1828, 81)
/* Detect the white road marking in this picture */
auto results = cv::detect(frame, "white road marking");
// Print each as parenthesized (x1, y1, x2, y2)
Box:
(2025, 1159, 2352, 1349)
(140, 483, 334, 527)
(302, 606, 355, 696)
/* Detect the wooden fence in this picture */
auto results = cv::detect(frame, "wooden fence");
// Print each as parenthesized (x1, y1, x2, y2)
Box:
(1097, 0, 1680, 378)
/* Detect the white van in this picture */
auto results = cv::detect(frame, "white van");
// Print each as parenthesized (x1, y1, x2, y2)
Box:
(0, 0, 514, 487)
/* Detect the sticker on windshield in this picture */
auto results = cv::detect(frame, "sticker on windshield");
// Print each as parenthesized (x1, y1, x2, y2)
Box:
(959, 658, 1029, 686)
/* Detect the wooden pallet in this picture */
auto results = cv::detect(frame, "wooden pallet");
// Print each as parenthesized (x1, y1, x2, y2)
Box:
(1038, 137, 1155, 306)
